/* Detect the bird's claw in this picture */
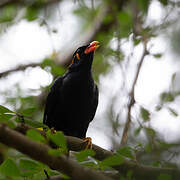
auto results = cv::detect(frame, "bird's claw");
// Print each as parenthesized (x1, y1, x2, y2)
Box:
(50, 128, 56, 134)
(83, 137, 92, 149)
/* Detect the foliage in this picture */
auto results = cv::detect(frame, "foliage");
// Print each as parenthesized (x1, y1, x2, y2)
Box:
(0, 0, 180, 179)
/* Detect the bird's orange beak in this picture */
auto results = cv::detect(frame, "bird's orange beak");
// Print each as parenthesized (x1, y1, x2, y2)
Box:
(84, 41, 100, 54)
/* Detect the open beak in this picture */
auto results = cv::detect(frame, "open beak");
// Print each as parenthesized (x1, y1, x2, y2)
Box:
(84, 41, 100, 54)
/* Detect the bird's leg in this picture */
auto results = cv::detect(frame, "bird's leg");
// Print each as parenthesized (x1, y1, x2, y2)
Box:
(50, 127, 56, 134)
(82, 137, 92, 149)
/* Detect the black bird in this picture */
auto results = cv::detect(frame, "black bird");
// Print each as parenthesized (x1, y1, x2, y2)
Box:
(43, 41, 99, 140)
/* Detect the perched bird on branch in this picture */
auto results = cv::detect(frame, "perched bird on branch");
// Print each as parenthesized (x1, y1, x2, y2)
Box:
(43, 41, 99, 142)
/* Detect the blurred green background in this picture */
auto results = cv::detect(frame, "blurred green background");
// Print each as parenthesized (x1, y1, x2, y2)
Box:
(0, 0, 180, 178)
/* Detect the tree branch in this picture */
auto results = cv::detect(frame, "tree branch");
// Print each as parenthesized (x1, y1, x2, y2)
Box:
(15, 123, 180, 180)
(0, 123, 112, 180)
(15, 123, 114, 160)
(0, 0, 61, 7)
(45, 175, 69, 180)
(0, 63, 41, 78)
(0, 0, 127, 79)
(120, 40, 148, 146)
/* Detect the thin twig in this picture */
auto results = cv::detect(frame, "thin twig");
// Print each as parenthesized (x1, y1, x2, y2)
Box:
(0, 63, 41, 78)
(0, 0, 61, 7)
(120, 1, 149, 146)
(120, 41, 148, 146)
(0, 0, 127, 79)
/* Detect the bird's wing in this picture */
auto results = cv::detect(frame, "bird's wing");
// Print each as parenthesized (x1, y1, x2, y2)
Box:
(43, 76, 64, 126)
(89, 83, 99, 123)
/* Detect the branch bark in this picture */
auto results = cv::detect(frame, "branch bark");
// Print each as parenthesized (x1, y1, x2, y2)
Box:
(15, 123, 180, 180)
(45, 175, 69, 180)
(120, 40, 148, 146)
(0, 0, 61, 7)
(0, 63, 41, 78)
(0, 123, 112, 180)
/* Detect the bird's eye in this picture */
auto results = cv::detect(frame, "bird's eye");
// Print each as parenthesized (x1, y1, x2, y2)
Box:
(76, 53, 80, 60)
(71, 52, 80, 65)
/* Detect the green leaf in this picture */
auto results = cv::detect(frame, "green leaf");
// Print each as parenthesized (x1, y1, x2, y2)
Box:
(48, 131, 67, 152)
(152, 161, 161, 167)
(0, 4, 17, 23)
(153, 53, 162, 58)
(26, 129, 46, 143)
(51, 66, 65, 76)
(0, 114, 14, 122)
(41, 58, 54, 68)
(41, 58, 65, 76)
(21, 171, 38, 177)
(156, 105, 162, 111)
(158, 173, 171, 180)
(118, 11, 132, 24)
(19, 159, 39, 171)
(52, 29, 58, 33)
(134, 127, 142, 136)
(60, 173, 70, 179)
(0, 159, 21, 177)
(0, 105, 14, 114)
(136, 0, 150, 13)
(117, 147, 134, 159)
(73, 5, 98, 28)
(159, 0, 168, 6)
(141, 107, 150, 121)
(145, 127, 156, 137)
(103, 14, 113, 24)
(168, 107, 178, 117)
(0, 114, 16, 128)
(160, 92, 174, 102)
(117, 11, 132, 37)
(171, 73, 176, 82)
(22, 108, 36, 116)
(158, 141, 172, 149)
(120, 177, 126, 180)
(100, 154, 124, 167)
(81, 160, 99, 169)
(145, 143, 152, 153)
(127, 170, 133, 179)
(133, 38, 141, 46)
(26, 6, 39, 21)
(17, 118, 45, 128)
(7, 119, 16, 129)
(46, 169, 60, 176)
(48, 149, 63, 156)
(75, 149, 95, 162)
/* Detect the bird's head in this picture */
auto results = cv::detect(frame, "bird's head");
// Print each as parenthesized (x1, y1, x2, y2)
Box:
(69, 41, 100, 71)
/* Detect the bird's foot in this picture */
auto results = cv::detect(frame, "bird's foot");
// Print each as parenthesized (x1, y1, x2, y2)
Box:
(82, 137, 92, 149)
(50, 128, 56, 134)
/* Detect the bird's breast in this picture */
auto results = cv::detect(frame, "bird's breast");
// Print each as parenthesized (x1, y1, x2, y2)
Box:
(62, 73, 95, 113)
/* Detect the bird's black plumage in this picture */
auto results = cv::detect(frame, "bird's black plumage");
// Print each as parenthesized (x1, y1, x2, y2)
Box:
(43, 42, 99, 138)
